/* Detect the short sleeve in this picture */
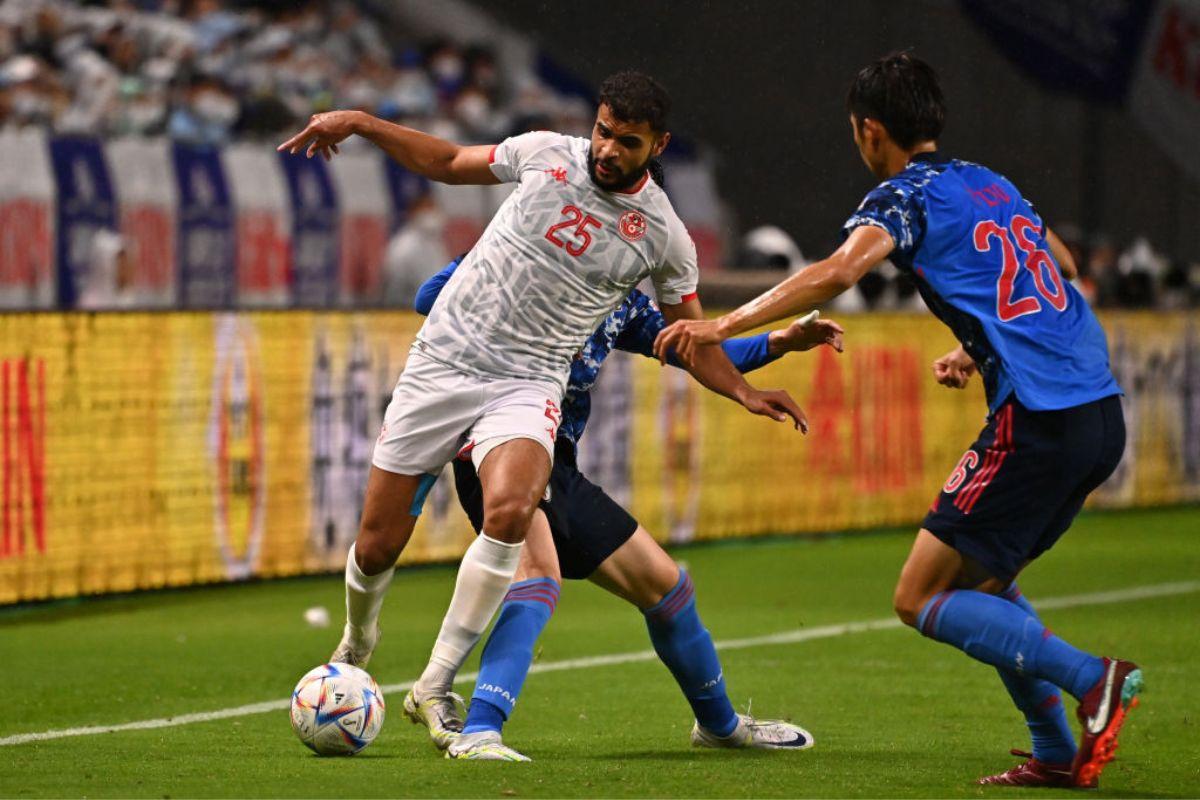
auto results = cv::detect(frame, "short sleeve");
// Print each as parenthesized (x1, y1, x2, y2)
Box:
(613, 290, 666, 357)
(487, 131, 564, 184)
(652, 217, 699, 305)
(842, 179, 925, 261)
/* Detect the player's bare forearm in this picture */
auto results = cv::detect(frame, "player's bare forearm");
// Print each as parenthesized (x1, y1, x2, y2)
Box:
(651, 227, 888, 364)
(355, 115, 497, 185)
(718, 225, 894, 338)
(661, 298, 751, 401)
(661, 298, 808, 430)
(278, 110, 497, 185)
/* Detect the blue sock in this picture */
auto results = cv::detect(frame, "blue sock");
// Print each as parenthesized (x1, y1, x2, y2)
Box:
(995, 584, 1076, 764)
(463, 577, 559, 735)
(917, 588, 1105, 701)
(643, 571, 738, 738)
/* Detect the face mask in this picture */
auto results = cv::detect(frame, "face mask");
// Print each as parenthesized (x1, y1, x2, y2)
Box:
(411, 207, 444, 233)
(430, 55, 463, 83)
(126, 100, 165, 130)
(456, 93, 490, 128)
(11, 89, 49, 119)
(194, 90, 238, 125)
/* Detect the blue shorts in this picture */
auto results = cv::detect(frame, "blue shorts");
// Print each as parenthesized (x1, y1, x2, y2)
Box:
(923, 393, 1125, 583)
(451, 439, 638, 580)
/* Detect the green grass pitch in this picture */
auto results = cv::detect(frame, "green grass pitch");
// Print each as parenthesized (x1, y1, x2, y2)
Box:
(2, 507, 1198, 798)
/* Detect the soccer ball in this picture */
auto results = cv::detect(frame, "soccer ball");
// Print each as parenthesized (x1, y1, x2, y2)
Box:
(289, 663, 385, 755)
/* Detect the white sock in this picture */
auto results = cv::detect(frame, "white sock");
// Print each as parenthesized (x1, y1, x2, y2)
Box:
(417, 533, 523, 695)
(344, 542, 394, 639)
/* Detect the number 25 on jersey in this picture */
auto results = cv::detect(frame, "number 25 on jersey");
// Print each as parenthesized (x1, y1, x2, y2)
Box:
(973, 214, 1068, 322)
(546, 205, 601, 257)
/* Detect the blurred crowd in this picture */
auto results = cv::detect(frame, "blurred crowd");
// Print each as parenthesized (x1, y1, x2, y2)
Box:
(0, 0, 602, 310)
(0, 0, 594, 144)
(736, 224, 1200, 311)
(2, 0, 1194, 311)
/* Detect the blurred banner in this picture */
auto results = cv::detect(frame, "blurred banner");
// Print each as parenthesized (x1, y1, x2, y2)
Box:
(1129, 0, 1200, 187)
(959, 0, 1155, 102)
(1, 310, 1196, 605)
(961, 0, 1200, 188)
(0, 129, 55, 310)
(0, 132, 726, 310)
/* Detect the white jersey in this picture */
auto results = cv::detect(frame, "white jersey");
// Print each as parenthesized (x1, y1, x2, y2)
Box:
(414, 131, 699, 394)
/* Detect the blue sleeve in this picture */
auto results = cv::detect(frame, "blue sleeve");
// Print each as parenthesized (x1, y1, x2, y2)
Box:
(721, 333, 777, 373)
(413, 257, 462, 315)
(842, 178, 925, 261)
(613, 290, 666, 357)
(613, 289, 777, 373)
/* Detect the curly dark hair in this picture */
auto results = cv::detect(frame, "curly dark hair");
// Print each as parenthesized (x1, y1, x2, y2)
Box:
(846, 51, 945, 149)
(598, 70, 671, 133)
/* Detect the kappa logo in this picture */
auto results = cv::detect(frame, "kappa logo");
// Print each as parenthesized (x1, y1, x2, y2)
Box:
(545, 167, 568, 184)
(618, 210, 647, 242)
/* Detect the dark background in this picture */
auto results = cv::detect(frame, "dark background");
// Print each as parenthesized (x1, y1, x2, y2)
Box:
(479, 0, 1198, 262)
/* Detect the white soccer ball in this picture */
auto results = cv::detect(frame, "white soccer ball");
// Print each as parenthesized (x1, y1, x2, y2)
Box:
(290, 663, 385, 755)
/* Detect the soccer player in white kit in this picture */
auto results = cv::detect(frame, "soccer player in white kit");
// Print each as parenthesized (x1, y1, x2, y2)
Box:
(278, 72, 805, 748)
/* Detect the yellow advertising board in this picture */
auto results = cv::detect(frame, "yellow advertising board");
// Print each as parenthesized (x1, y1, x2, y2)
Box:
(0, 310, 1195, 604)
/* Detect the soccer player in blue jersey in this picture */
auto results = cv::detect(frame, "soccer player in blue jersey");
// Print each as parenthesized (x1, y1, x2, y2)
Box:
(655, 52, 1139, 789)
(403, 255, 843, 760)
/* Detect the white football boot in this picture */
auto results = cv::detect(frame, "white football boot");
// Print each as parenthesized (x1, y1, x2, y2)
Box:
(691, 713, 814, 750)
(445, 730, 531, 762)
(402, 686, 467, 750)
(328, 622, 379, 668)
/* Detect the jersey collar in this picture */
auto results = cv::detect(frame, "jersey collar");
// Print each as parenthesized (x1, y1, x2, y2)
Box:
(909, 150, 951, 165)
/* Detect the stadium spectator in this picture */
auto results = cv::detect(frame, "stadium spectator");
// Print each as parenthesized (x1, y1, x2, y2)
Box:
(380, 190, 448, 309)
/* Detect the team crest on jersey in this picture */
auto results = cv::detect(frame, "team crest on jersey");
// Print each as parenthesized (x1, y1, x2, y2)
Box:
(545, 167, 568, 184)
(618, 210, 647, 242)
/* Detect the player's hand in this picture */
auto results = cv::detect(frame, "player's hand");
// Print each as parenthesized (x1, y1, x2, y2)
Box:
(735, 385, 808, 433)
(277, 111, 359, 161)
(932, 346, 976, 389)
(768, 310, 845, 355)
(653, 318, 728, 365)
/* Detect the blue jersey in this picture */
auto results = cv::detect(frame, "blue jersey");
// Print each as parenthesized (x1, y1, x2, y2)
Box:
(414, 259, 776, 449)
(843, 152, 1120, 412)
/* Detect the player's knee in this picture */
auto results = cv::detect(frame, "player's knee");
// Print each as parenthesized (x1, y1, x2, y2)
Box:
(482, 496, 536, 542)
(893, 587, 924, 628)
(355, 523, 404, 575)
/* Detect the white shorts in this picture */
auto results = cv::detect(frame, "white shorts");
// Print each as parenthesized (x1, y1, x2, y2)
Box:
(372, 350, 562, 478)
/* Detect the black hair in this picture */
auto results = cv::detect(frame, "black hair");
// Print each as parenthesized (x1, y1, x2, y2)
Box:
(846, 51, 945, 149)
(598, 70, 671, 133)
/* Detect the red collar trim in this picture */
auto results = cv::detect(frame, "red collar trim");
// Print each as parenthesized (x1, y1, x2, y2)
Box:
(613, 170, 650, 195)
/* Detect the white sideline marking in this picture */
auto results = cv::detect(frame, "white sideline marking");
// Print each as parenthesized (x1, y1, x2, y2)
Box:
(3, 580, 1195, 747)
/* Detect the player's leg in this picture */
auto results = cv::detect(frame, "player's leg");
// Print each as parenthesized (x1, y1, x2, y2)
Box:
(896, 396, 1138, 787)
(332, 353, 477, 666)
(592, 528, 813, 750)
(978, 582, 1076, 786)
(331, 466, 429, 665)
(895, 529, 1107, 702)
(591, 528, 734, 733)
(445, 510, 560, 761)
(415, 437, 552, 700)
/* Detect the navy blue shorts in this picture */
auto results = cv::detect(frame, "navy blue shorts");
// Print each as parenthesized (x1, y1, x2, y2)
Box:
(923, 393, 1125, 583)
(451, 440, 638, 580)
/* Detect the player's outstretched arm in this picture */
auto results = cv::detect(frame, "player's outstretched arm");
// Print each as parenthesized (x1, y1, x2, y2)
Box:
(619, 294, 844, 373)
(278, 111, 498, 185)
(660, 297, 808, 432)
(653, 225, 892, 364)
